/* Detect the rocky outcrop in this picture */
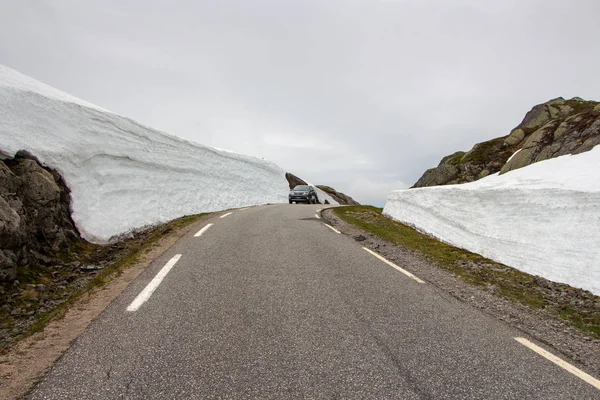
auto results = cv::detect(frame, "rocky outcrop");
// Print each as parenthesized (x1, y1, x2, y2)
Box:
(316, 185, 361, 206)
(285, 172, 308, 190)
(0, 151, 81, 282)
(413, 97, 600, 188)
(285, 172, 360, 205)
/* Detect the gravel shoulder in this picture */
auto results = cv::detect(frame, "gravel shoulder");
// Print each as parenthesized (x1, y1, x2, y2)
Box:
(322, 208, 600, 378)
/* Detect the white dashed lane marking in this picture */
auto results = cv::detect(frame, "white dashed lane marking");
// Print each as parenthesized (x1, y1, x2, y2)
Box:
(194, 223, 213, 237)
(324, 224, 341, 234)
(363, 247, 424, 283)
(515, 337, 600, 391)
(127, 254, 182, 312)
(220, 212, 234, 219)
(315, 214, 321, 219)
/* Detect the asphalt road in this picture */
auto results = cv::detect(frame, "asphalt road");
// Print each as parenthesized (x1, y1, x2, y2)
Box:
(30, 204, 600, 399)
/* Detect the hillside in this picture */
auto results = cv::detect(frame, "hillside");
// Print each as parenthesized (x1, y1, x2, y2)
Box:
(384, 98, 600, 295)
(414, 97, 600, 187)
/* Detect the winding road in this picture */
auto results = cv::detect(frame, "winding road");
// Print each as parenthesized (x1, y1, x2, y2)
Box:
(30, 204, 600, 399)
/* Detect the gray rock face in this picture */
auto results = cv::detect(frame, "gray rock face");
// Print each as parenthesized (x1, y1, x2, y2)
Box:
(413, 163, 459, 188)
(0, 151, 81, 282)
(413, 97, 600, 187)
(316, 185, 361, 206)
(284, 172, 308, 190)
(500, 105, 600, 174)
(503, 128, 525, 146)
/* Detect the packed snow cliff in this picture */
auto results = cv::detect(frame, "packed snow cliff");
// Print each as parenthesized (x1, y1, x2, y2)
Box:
(0, 64, 292, 242)
(384, 139, 600, 295)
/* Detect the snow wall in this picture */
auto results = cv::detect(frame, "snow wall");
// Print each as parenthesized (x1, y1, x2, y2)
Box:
(383, 147, 600, 295)
(0, 64, 294, 243)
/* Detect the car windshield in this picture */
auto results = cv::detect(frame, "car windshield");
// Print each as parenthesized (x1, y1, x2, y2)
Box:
(293, 185, 309, 191)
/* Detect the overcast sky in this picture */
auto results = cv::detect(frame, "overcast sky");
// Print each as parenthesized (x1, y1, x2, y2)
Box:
(1, 1, 599, 205)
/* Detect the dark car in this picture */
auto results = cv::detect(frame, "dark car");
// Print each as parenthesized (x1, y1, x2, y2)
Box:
(289, 185, 319, 204)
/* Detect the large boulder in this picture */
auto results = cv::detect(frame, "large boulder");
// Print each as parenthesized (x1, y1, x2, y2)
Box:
(0, 151, 81, 283)
(285, 172, 308, 190)
(315, 185, 361, 206)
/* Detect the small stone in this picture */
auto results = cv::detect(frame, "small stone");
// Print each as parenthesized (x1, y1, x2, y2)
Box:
(10, 307, 22, 316)
(354, 235, 367, 242)
(80, 265, 102, 272)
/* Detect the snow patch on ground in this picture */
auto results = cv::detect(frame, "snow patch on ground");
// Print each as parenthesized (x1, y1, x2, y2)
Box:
(384, 147, 600, 295)
(0, 64, 290, 243)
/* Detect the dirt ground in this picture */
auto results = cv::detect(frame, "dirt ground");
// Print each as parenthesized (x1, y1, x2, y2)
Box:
(0, 214, 211, 400)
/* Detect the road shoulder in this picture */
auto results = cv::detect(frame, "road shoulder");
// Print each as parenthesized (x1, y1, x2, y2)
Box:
(0, 214, 213, 400)
(321, 207, 600, 379)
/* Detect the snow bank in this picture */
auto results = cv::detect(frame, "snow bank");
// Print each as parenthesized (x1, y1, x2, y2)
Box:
(383, 147, 600, 295)
(315, 187, 339, 205)
(0, 64, 290, 242)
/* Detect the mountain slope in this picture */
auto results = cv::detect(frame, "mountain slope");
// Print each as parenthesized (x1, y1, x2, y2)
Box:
(384, 98, 600, 295)
(414, 97, 600, 187)
(0, 65, 289, 242)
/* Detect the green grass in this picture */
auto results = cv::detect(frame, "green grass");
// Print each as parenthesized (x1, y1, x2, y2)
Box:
(333, 206, 600, 338)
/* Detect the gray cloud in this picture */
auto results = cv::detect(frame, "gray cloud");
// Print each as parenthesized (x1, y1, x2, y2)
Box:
(1, 0, 599, 205)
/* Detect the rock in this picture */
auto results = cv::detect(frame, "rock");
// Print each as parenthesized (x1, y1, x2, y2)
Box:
(500, 146, 535, 174)
(0, 153, 82, 286)
(0, 196, 22, 246)
(520, 104, 551, 131)
(354, 235, 367, 242)
(553, 122, 570, 140)
(30, 249, 52, 265)
(414, 96, 600, 186)
(80, 265, 102, 272)
(504, 128, 525, 146)
(284, 172, 307, 190)
(11, 159, 61, 205)
(413, 163, 459, 187)
(10, 307, 21, 316)
(477, 169, 490, 179)
(315, 185, 360, 206)
(0, 250, 17, 281)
